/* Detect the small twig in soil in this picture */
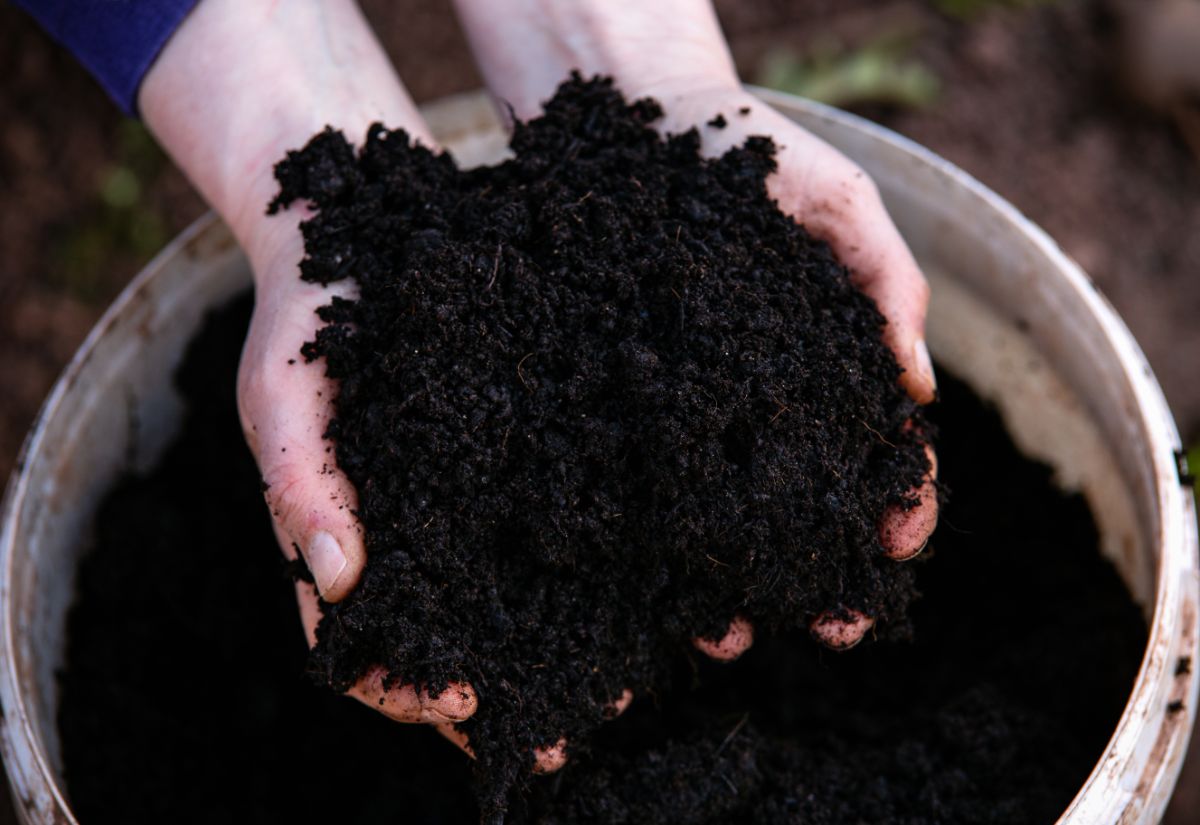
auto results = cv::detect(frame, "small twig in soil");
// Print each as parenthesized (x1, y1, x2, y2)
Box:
(715, 712, 751, 757)
(517, 352, 534, 393)
(770, 395, 791, 423)
(485, 243, 502, 291)
(860, 418, 897, 448)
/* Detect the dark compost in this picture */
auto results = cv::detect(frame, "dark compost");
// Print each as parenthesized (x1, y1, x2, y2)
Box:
(58, 301, 1144, 825)
(268, 75, 929, 815)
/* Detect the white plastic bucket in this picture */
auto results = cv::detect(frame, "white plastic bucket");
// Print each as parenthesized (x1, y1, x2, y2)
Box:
(1, 89, 1196, 824)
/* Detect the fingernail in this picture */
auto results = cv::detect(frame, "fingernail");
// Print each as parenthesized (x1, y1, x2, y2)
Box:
(308, 531, 348, 598)
(899, 536, 930, 563)
(811, 610, 874, 650)
(913, 339, 936, 396)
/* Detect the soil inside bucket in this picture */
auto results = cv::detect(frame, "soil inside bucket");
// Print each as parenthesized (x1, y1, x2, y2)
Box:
(58, 295, 1146, 825)
(268, 75, 931, 817)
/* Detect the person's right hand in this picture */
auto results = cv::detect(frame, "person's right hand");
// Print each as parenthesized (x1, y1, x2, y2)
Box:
(138, 0, 485, 758)
(239, 203, 639, 773)
(236, 216, 481, 729)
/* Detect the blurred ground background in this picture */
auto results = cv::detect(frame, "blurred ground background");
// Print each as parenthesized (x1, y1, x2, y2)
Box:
(1, 0, 1198, 821)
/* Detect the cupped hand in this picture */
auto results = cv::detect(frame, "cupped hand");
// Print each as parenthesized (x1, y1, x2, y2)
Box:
(660, 84, 940, 656)
(235, 215, 483, 749)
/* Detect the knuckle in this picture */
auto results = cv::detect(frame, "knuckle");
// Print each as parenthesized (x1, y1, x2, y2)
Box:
(899, 274, 932, 322)
(913, 274, 932, 305)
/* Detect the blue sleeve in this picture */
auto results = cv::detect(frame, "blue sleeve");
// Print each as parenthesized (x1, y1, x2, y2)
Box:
(12, 0, 202, 116)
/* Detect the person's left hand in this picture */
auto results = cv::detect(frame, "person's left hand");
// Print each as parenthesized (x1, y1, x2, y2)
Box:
(651, 84, 940, 655)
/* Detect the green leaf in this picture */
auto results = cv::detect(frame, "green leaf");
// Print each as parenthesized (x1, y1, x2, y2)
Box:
(756, 35, 940, 111)
(100, 166, 140, 209)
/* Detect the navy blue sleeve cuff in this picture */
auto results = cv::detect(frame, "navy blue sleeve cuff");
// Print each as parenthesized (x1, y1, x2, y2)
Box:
(13, 0, 202, 116)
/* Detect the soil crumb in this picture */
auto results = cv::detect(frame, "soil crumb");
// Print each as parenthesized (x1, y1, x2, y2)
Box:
(59, 297, 1145, 824)
(269, 74, 928, 816)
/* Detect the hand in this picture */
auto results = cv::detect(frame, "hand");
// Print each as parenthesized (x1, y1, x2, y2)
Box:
(453, 0, 940, 657)
(139, 0, 639, 774)
(653, 85, 940, 652)
(628, 90, 939, 654)
(138, 0, 483, 759)
(236, 219, 480, 729)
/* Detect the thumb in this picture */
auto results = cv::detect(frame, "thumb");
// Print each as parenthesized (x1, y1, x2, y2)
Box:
(758, 117, 936, 405)
(239, 278, 366, 603)
(797, 169, 935, 405)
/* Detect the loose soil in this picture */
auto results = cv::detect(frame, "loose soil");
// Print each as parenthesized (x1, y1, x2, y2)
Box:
(270, 75, 929, 818)
(59, 295, 1146, 824)
(6, 1, 1195, 821)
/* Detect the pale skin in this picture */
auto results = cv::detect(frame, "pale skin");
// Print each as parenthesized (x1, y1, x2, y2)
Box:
(141, 0, 938, 774)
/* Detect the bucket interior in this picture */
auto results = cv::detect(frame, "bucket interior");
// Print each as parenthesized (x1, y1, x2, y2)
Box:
(1, 90, 1190, 823)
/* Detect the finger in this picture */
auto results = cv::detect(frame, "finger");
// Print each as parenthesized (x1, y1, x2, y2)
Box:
(434, 719, 474, 758)
(533, 738, 569, 774)
(436, 692, 629, 770)
(432, 722, 571, 776)
(239, 277, 366, 602)
(526, 691, 633, 776)
(811, 609, 874, 650)
(347, 667, 478, 725)
(437, 726, 568, 773)
(693, 615, 754, 662)
(528, 691, 633, 776)
(805, 178, 935, 405)
(605, 689, 634, 719)
(881, 442, 939, 560)
(289, 564, 478, 724)
(755, 112, 936, 406)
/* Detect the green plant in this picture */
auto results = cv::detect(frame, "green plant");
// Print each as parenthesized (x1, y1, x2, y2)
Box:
(52, 119, 169, 303)
(756, 32, 939, 111)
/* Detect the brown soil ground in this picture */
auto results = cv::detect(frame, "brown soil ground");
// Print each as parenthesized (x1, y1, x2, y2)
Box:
(0, 0, 1196, 821)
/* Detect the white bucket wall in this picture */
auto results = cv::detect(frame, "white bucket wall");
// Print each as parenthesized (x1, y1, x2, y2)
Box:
(1, 90, 1196, 824)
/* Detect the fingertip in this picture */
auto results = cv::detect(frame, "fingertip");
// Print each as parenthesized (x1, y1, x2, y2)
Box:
(881, 521, 931, 561)
(424, 682, 478, 722)
(811, 610, 874, 650)
(880, 493, 938, 561)
(900, 338, 938, 406)
(880, 443, 939, 561)
(693, 615, 754, 662)
(533, 739, 569, 774)
(605, 689, 634, 719)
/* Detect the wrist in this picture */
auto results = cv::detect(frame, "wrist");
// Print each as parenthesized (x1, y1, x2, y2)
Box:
(140, 0, 430, 278)
(453, 0, 740, 119)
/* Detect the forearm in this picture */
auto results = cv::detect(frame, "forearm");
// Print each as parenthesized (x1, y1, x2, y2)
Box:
(451, 0, 739, 120)
(140, 0, 430, 281)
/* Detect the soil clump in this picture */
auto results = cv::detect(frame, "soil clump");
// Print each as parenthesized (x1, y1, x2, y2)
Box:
(58, 297, 1146, 823)
(268, 75, 928, 816)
